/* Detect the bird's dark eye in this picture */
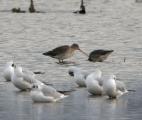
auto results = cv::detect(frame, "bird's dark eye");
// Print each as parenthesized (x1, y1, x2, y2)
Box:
(68, 71, 74, 76)
(12, 64, 15, 67)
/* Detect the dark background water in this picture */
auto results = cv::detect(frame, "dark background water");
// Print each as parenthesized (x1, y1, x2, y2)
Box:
(0, 0, 142, 120)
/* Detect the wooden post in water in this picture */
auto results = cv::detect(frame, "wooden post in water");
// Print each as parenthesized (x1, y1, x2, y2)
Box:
(29, 0, 36, 13)
(80, 0, 84, 7)
(73, 0, 86, 14)
(80, 0, 86, 14)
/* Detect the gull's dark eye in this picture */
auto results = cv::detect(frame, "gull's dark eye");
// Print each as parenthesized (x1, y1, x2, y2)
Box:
(12, 64, 16, 68)
(68, 71, 74, 76)
(12, 64, 14, 67)
(114, 77, 116, 80)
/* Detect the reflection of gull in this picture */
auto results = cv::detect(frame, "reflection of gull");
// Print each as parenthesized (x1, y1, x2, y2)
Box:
(30, 83, 67, 102)
(103, 74, 127, 99)
(3, 61, 14, 81)
(68, 66, 88, 87)
(85, 70, 103, 95)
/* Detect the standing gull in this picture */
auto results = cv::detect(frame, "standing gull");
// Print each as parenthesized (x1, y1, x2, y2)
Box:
(30, 83, 67, 103)
(68, 66, 89, 87)
(12, 65, 33, 91)
(103, 74, 127, 99)
(88, 49, 114, 62)
(30, 85, 56, 102)
(113, 75, 128, 93)
(89, 69, 103, 86)
(85, 70, 103, 95)
(68, 67, 102, 87)
(43, 43, 88, 63)
(11, 65, 44, 91)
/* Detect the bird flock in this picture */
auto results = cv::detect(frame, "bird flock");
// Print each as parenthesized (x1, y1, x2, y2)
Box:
(68, 66, 128, 99)
(2, 43, 127, 103)
(42, 43, 113, 64)
(3, 58, 128, 104)
(3, 61, 67, 102)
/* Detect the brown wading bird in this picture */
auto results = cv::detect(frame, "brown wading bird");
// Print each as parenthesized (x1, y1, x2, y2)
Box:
(43, 43, 88, 63)
(88, 49, 114, 62)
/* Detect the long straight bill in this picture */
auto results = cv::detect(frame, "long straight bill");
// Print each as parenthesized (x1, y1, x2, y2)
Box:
(79, 49, 89, 57)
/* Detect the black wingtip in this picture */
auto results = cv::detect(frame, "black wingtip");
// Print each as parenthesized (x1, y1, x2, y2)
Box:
(43, 52, 49, 56)
(127, 89, 136, 92)
(34, 71, 45, 74)
(42, 52, 46, 55)
(43, 51, 54, 56)
(68, 71, 74, 77)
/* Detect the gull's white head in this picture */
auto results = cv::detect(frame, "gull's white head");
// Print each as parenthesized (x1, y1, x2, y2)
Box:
(109, 74, 116, 80)
(14, 66, 23, 77)
(68, 66, 82, 77)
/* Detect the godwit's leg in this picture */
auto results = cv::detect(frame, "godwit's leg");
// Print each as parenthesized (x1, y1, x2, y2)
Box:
(57, 59, 76, 65)
(61, 59, 64, 63)
(57, 59, 61, 63)
(57, 59, 64, 64)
